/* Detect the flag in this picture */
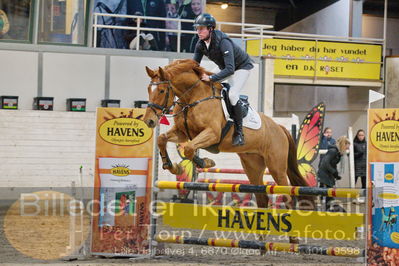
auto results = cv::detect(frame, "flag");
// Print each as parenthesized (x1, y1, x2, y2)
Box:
(159, 115, 170, 125)
(369, 90, 385, 104)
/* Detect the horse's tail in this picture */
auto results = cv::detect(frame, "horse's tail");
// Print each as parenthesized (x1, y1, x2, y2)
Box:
(279, 125, 309, 187)
(280, 125, 315, 210)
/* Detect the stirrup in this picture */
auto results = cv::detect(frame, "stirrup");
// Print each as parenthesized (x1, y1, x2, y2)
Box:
(232, 132, 245, 146)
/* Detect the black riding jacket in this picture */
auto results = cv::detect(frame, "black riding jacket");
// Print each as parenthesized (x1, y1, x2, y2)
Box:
(193, 30, 253, 82)
(317, 145, 342, 187)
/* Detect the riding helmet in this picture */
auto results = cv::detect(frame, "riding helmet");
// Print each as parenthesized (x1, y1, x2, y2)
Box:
(193, 13, 216, 29)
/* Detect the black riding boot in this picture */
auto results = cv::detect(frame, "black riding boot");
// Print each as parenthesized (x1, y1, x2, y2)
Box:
(232, 100, 245, 146)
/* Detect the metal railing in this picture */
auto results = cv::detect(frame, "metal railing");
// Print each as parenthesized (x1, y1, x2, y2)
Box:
(92, 13, 275, 51)
(92, 13, 385, 80)
(92, 13, 384, 47)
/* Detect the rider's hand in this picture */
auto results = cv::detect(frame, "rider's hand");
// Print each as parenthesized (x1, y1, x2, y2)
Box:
(201, 73, 210, 82)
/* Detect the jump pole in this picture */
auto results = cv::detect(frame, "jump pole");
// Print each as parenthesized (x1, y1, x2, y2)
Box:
(197, 179, 284, 208)
(197, 178, 275, 185)
(198, 168, 269, 175)
(156, 235, 365, 258)
(156, 181, 366, 198)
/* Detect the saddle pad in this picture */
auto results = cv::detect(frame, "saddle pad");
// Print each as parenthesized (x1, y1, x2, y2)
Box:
(221, 100, 262, 130)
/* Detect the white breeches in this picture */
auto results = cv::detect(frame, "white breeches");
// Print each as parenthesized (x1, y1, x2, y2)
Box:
(227, 69, 250, 105)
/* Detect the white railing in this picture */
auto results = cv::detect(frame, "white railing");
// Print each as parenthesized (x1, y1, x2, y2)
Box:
(92, 13, 385, 80)
(92, 13, 384, 47)
(92, 13, 274, 51)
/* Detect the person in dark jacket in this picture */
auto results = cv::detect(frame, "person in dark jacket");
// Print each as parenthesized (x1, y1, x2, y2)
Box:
(192, 13, 254, 146)
(188, 0, 203, 52)
(353, 129, 367, 189)
(127, 0, 166, 50)
(125, 12, 159, 50)
(177, 0, 195, 52)
(318, 136, 350, 211)
(318, 127, 336, 167)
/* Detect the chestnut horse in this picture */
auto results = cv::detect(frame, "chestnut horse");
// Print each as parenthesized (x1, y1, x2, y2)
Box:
(143, 59, 313, 212)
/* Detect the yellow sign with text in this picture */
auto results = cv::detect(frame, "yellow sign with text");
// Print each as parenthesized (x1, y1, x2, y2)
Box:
(247, 39, 382, 80)
(99, 117, 153, 146)
(370, 120, 399, 152)
(160, 203, 364, 240)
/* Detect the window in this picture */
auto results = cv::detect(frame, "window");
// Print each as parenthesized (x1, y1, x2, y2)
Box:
(39, 0, 88, 45)
(0, 0, 33, 41)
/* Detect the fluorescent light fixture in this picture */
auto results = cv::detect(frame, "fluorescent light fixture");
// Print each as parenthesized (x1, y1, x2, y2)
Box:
(221, 3, 228, 9)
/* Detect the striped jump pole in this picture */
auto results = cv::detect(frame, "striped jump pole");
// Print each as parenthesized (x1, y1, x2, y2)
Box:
(156, 181, 366, 198)
(197, 178, 275, 185)
(156, 235, 365, 258)
(198, 168, 269, 175)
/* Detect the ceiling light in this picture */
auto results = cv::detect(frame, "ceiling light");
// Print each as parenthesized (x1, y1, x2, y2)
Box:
(221, 3, 228, 9)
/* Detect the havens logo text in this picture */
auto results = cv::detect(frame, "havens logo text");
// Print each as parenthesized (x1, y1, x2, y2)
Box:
(99, 118, 152, 146)
(370, 120, 399, 152)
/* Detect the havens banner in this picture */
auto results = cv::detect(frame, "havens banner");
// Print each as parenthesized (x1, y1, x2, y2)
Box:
(246, 39, 382, 80)
(91, 108, 154, 256)
(160, 203, 364, 240)
(368, 108, 399, 263)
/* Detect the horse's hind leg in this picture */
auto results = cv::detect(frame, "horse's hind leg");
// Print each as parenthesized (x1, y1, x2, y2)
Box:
(239, 153, 269, 248)
(266, 154, 299, 244)
(238, 154, 268, 208)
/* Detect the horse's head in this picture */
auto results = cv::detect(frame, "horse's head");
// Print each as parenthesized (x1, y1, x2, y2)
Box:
(143, 66, 175, 128)
(143, 59, 220, 128)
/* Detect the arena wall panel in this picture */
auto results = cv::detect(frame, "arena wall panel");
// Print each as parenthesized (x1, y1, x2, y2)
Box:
(0, 50, 38, 110)
(42, 53, 106, 111)
(109, 56, 169, 107)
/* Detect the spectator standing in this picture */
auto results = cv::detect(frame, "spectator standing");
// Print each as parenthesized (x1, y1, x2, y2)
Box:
(125, 12, 159, 50)
(353, 129, 367, 189)
(188, 0, 203, 52)
(319, 127, 336, 167)
(165, 0, 178, 51)
(177, 0, 195, 52)
(127, 0, 166, 50)
(318, 136, 350, 212)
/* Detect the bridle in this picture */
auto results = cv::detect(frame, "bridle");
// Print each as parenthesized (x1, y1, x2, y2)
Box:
(147, 80, 175, 119)
(147, 78, 202, 118)
(147, 77, 222, 140)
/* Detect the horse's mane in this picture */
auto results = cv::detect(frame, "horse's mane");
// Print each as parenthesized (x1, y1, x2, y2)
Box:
(165, 59, 213, 78)
(160, 59, 223, 93)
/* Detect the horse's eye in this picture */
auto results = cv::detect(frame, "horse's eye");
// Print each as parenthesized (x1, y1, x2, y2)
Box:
(159, 90, 165, 94)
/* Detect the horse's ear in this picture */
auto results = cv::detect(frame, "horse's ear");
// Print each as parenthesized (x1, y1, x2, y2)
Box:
(158, 67, 169, 81)
(145, 66, 155, 78)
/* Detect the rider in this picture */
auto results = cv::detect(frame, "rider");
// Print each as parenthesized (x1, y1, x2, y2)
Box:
(192, 13, 254, 146)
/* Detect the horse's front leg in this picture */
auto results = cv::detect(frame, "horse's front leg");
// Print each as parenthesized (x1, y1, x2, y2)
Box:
(184, 128, 218, 168)
(158, 126, 188, 175)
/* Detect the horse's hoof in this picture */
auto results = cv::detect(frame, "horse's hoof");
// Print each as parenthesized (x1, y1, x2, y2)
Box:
(183, 146, 195, 160)
(202, 158, 216, 168)
(171, 163, 183, 175)
(161, 155, 173, 170)
(289, 236, 299, 244)
(162, 161, 172, 170)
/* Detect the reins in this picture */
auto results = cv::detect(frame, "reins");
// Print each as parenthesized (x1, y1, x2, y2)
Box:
(148, 77, 223, 140)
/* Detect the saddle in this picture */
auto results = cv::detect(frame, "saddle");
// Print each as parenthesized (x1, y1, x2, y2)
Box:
(202, 83, 257, 155)
(221, 83, 249, 119)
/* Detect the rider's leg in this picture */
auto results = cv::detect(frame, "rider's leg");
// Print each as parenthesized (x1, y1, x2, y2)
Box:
(227, 69, 250, 146)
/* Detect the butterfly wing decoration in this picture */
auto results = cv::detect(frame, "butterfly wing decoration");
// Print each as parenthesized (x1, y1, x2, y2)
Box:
(205, 192, 224, 205)
(296, 102, 325, 187)
(231, 193, 253, 207)
(175, 143, 195, 199)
